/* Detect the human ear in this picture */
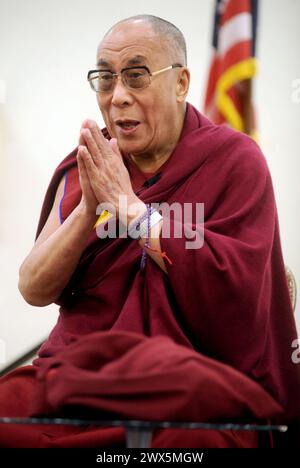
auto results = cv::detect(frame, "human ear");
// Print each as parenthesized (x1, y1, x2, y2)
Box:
(176, 68, 190, 102)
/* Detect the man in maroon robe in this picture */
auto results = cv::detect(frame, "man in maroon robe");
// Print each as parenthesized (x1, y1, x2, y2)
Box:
(0, 14, 299, 448)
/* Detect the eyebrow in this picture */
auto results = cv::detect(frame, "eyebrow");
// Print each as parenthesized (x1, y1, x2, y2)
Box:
(126, 55, 148, 66)
(96, 55, 148, 68)
(96, 58, 111, 67)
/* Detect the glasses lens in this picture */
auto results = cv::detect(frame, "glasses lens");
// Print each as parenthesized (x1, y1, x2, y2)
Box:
(88, 71, 114, 92)
(98, 71, 114, 92)
(123, 68, 150, 89)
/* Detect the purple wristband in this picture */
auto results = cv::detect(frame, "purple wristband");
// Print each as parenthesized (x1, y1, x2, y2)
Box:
(128, 205, 155, 239)
(140, 204, 151, 270)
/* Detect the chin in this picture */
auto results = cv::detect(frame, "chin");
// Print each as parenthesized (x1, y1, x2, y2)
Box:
(118, 140, 147, 155)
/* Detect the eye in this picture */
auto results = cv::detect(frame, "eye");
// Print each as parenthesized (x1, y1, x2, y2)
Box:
(127, 70, 147, 79)
(129, 73, 143, 79)
(99, 72, 113, 81)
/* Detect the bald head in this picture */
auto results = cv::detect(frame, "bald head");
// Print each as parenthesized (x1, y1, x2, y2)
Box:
(102, 14, 187, 66)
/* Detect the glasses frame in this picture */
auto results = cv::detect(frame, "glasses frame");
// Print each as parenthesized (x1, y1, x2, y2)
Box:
(87, 63, 183, 93)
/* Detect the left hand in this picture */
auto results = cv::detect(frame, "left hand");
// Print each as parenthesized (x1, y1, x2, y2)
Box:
(79, 119, 146, 221)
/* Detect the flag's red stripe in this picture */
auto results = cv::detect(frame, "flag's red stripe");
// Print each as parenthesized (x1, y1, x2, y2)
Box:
(204, 55, 219, 109)
(204, 39, 253, 110)
(219, 39, 253, 71)
(220, 0, 252, 26)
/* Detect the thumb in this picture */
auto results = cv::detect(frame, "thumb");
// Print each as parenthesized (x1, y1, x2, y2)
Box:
(109, 138, 122, 158)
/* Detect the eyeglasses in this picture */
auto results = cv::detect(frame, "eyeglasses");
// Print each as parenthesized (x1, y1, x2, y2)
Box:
(87, 63, 183, 93)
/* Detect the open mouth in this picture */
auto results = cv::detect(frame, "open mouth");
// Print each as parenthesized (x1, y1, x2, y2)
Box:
(115, 119, 140, 131)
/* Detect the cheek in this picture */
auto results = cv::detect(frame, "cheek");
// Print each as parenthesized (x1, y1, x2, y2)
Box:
(140, 89, 167, 125)
(97, 97, 113, 130)
(96, 94, 102, 109)
(97, 96, 107, 117)
(147, 90, 173, 127)
(153, 83, 176, 115)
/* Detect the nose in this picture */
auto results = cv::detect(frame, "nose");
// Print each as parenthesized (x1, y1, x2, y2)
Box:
(111, 75, 134, 107)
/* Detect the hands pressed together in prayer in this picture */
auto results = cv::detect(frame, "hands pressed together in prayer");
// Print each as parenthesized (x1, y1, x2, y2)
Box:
(19, 119, 169, 308)
(77, 119, 167, 273)
(77, 119, 146, 224)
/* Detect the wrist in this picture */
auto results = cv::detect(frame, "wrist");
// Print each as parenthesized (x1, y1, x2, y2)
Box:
(139, 211, 163, 241)
(128, 205, 163, 240)
(77, 200, 98, 223)
(126, 200, 147, 226)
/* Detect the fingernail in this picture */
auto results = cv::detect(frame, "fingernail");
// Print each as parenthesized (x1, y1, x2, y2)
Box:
(87, 119, 97, 128)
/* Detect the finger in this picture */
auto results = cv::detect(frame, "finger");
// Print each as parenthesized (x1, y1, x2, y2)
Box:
(84, 119, 110, 152)
(82, 120, 117, 168)
(80, 145, 99, 180)
(79, 119, 93, 145)
(109, 138, 122, 159)
(77, 146, 85, 170)
(78, 133, 86, 146)
(80, 128, 102, 169)
(77, 147, 89, 180)
(80, 119, 105, 146)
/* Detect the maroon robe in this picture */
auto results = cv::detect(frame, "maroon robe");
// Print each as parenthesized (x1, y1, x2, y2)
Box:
(0, 103, 299, 447)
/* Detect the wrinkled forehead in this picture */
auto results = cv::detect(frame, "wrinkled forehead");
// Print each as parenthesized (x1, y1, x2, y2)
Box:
(96, 21, 169, 68)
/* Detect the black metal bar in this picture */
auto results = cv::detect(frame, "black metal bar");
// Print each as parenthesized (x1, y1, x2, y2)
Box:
(0, 340, 45, 377)
(0, 417, 288, 433)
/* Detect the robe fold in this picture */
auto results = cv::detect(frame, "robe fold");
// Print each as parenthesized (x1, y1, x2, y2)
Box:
(1, 103, 299, 447)
(29, 331, 283, 422)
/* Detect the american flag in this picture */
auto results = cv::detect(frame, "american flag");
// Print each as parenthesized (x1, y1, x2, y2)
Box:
(204, 0, 258, 137)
